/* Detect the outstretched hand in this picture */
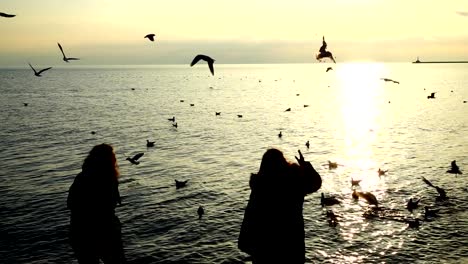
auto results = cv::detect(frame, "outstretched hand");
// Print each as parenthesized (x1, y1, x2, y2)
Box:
(295, 150, 307, 166)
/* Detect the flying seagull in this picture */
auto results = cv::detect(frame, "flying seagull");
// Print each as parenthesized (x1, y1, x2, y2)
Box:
(144, 34, 155, 42)
(28, 63, 52, 77)
(381, 78, 400, 84)
(326, 67, 333, 72)
(316, 36, 336, 63)
(126, 152, 144, 165)
(0, 12, 16, 18)
(190, 54, 215, 76)
(421, 176, 447, 200)
(57, 42, 80, 62)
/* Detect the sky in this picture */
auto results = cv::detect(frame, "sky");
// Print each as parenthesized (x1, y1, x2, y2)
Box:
(1, 0, 467, 66)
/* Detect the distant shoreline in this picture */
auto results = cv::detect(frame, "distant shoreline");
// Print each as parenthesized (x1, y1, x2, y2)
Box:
(412, 61, 468, 64)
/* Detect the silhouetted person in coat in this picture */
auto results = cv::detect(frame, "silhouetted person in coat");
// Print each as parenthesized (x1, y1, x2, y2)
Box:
(67, 144, 125, 263)
(239, 148, 322, 264)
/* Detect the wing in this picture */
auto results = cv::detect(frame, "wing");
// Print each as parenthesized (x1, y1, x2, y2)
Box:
(0, 12, 16, 18)
(132, 152, 144, 161)
(67, 58, 80, 61)
(190, 55, 204, 67)
(421, 177, 435, 188)
(57, 43, 66, 57)
(208, 61, 214, 76)
(37, 67, 52, 75)
(28, 63, 37, 74)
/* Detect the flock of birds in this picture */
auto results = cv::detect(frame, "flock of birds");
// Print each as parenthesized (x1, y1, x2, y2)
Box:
(3, 9, 465, 227)
(320, 160, 462, 228)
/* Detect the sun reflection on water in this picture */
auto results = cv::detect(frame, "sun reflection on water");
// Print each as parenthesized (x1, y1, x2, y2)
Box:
(336, 63, 388, 185)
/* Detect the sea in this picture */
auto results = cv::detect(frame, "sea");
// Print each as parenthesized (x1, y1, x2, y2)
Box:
(0, 63, 467, 264)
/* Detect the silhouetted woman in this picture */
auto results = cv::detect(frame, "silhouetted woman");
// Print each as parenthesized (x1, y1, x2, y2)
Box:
(239, 148, 322, 264)
(67, 144, 125, 263)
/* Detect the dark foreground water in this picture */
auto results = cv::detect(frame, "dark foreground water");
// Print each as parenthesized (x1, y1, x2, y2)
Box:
(0, 63, 467, 263)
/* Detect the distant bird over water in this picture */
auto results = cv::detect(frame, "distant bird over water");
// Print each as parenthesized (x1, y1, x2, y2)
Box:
(190, 54, 215, 76)
(126, 153, 144, 165)
(305, 140, 310, 149)
(326, 67, 333, 72)
(316, 36, 336, 63)
(58, 43, 80, 62)
(381, 78, 400, 84)
(422, 177, 447, 200)
(175, 179, 188, 189)
(168, 116, 175, 122)
(378, 168, 388, 176)
(446, 160, 462, 174)
(144, 34, 156, 42)
(197, 206, 205, 219)
(146, 140, 155, 147)
(0, 12, 15, 18)
(28, 63, 52, 77)
(427, 92, 436, 99)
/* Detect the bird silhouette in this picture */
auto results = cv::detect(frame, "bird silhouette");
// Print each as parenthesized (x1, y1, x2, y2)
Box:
(197, 206, 205, 219)
(421, 177, 447, 200)
(351, 178, 361, 187)
(168, 116, 175, 122)
(406, 198, 420, 212)
(326, 67, 333, 72)
(316, 36, 336, 63)
(305, 140, 310, 149)
(381, 78, 400, 84)
(320, 193, 341, 207)
(303, 104, 309, 108)
(424, 206, 439, 219)
(23, 103, 28, 106)
(285, 108, 291, 112)
(215, 112, 221, 116)
(427, 92, 436, 99)
(126, 153, 144, 165)
(278, 131, 282, 138)
(146, 140, 155, 147)
(353, 190, 379, 207)
(175, 179, 188, 189)
(28, 63, 52, 77)
(172, 123, 178, 128)
(237, 114, 243, 118)
(58, 43, 80, 62)
(190, 54, 215, 75)
(446, 160, 462, 174)
(378, 168, 388, 176)
(0, 12, 15, 18)
(327, 160, 338, 169)
(144, 34, 155, 42)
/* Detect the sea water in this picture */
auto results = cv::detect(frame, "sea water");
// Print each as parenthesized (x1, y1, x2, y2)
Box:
(0, 63, 467, 263)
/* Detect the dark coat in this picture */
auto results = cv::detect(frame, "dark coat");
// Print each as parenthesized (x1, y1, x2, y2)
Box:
(239, 162, 321, 264)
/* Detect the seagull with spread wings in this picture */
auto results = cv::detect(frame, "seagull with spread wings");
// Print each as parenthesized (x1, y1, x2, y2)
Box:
(144, 34, 156, 42)
(58, 42, 80, 62)
(28, 63, 52, 77)
(190, 54, 215, 76)
(316, 36, 336, 63)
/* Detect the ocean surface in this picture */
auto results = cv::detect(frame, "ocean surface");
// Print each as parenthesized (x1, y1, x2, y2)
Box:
(0, 63, 467, 264)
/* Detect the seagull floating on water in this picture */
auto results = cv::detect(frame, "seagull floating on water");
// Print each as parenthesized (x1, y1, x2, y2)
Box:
(126, 153, 144, 165)
(353, 190, 379, 207)
(327, 160, 338, 169)
(215, 112, 221, 116)
(278, 131, 282, 138)
(316, 36, 336, 63)
(146, 140, 155, 147)
(285, 108, 291, 112)
(168, 116, 175, 122)
(446, 160, 462, 174)
(305, 140, 310, 149)
(321, 193, 341, 207)
(175, 179, 188, 189)
(197, 206, 205, 219)
(427, 92, 436, 99)
(58, 43, 80, 62)
(378, 168, 388, 176)
(351, 178, 361, 187)
(28, 63, 52, 77)
(407, 198, 420, 212)
(144, 34, 156, 42)
(172, 123, 178, 128)
(190, 54, 215, 76)
(0, 12, 15, 18)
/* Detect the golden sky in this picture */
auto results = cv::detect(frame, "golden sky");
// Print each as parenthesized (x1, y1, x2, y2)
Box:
(1, 0, 467, 65)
